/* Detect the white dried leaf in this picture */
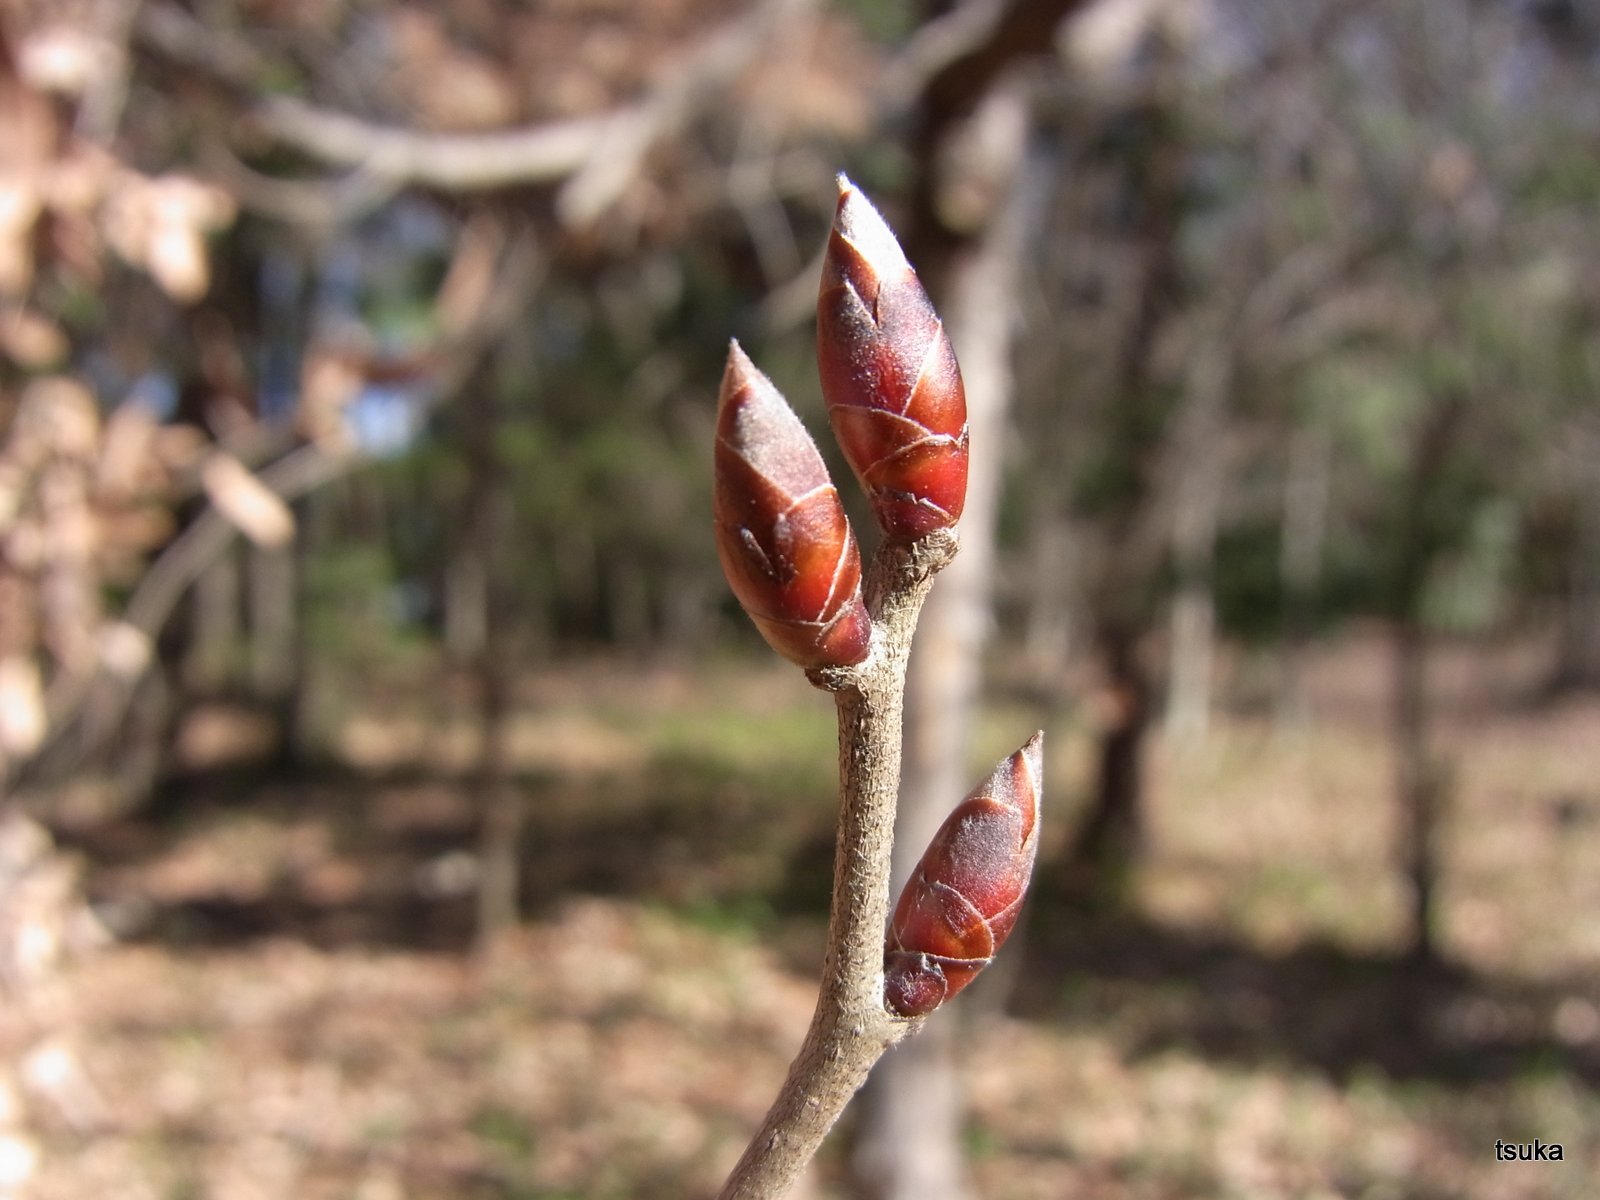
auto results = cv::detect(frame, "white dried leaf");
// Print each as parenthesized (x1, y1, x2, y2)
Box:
(0, 657, 46, 757)
(0, 1132, 38, 1188)
(97, 621, 152, 679)
(200, 452, 294, 548)
(17, 28, 114, 96)
(1, 308, 68, 369)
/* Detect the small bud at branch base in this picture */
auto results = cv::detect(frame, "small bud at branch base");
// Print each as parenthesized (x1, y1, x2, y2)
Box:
(884, 731, 1043, 1017)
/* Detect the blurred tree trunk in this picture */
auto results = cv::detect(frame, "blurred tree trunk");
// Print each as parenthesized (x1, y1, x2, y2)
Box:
(1549, 439, 1600, 693)
(1020, 508, 1076, 705)
(609, 558, 653, 651)
(247, 541, 297, 757)
(444, 536, 489, 665)
(660, 566, 717, 660)
(474, 596, 519, 944)
(1067, 23, 1186, 898)
(851, 0, 1079, 1186)
(1388, 393, 1467, 964)
(461, 364, 522, 947)
(185, 546, 239, 692)
(1165, 542, 1216, 744)
(1276, 423, 1331, 731)
(1164, 336, 1232, 746)
(274, 491, 326, 763)
(1391, 612, 1443, 965)
(1069, 620, 1149, 897)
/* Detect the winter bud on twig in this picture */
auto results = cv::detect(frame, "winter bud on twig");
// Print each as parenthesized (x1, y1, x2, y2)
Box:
(884, 732, 1043, 1017)
(714, 341, 872, 670)
(817, 175, 968, 542)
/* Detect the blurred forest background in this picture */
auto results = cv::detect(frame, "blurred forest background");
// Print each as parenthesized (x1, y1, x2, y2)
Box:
(1, 0, 1598, 1197)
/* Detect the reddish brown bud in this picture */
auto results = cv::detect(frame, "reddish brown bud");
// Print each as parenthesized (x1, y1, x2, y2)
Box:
(884, 732, 1043, 1017)
(817, 175, 968, 541)
(714, 341, 872, 669)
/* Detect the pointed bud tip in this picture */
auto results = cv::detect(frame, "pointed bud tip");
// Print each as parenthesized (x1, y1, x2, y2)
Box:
(717, 350, 822, 491)
(723, 338, 754, 380)
(1019, 730, 1044, 784)
(719, 340, 771, 417)
(831, 176, 910, 275)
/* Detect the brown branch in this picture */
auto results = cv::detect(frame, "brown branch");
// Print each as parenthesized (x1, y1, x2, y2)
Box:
(246, 95, 607, 193)
(554, 0, 812, 230)
(716, 529, 958, 1200)
(200, 148, 404, 227)
(139, 0, 813, 225)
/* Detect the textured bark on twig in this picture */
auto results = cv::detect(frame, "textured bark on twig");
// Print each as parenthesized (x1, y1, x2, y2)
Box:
(715, 530, 957, 1200)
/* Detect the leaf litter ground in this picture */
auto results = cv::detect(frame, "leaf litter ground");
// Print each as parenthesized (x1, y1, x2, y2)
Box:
(4, 639, 1599, 1198)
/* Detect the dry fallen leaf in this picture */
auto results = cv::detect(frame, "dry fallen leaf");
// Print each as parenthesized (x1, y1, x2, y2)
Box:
(0, 656, 46, 757)
(1, 308, 69, 369)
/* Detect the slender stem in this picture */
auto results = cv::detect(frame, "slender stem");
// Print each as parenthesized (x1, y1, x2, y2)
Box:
(716, 529, 958, 1200)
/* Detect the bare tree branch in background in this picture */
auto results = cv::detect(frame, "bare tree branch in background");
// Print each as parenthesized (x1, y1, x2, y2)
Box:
(26, 225, 545, 786)
(136, 0, 815, 229)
